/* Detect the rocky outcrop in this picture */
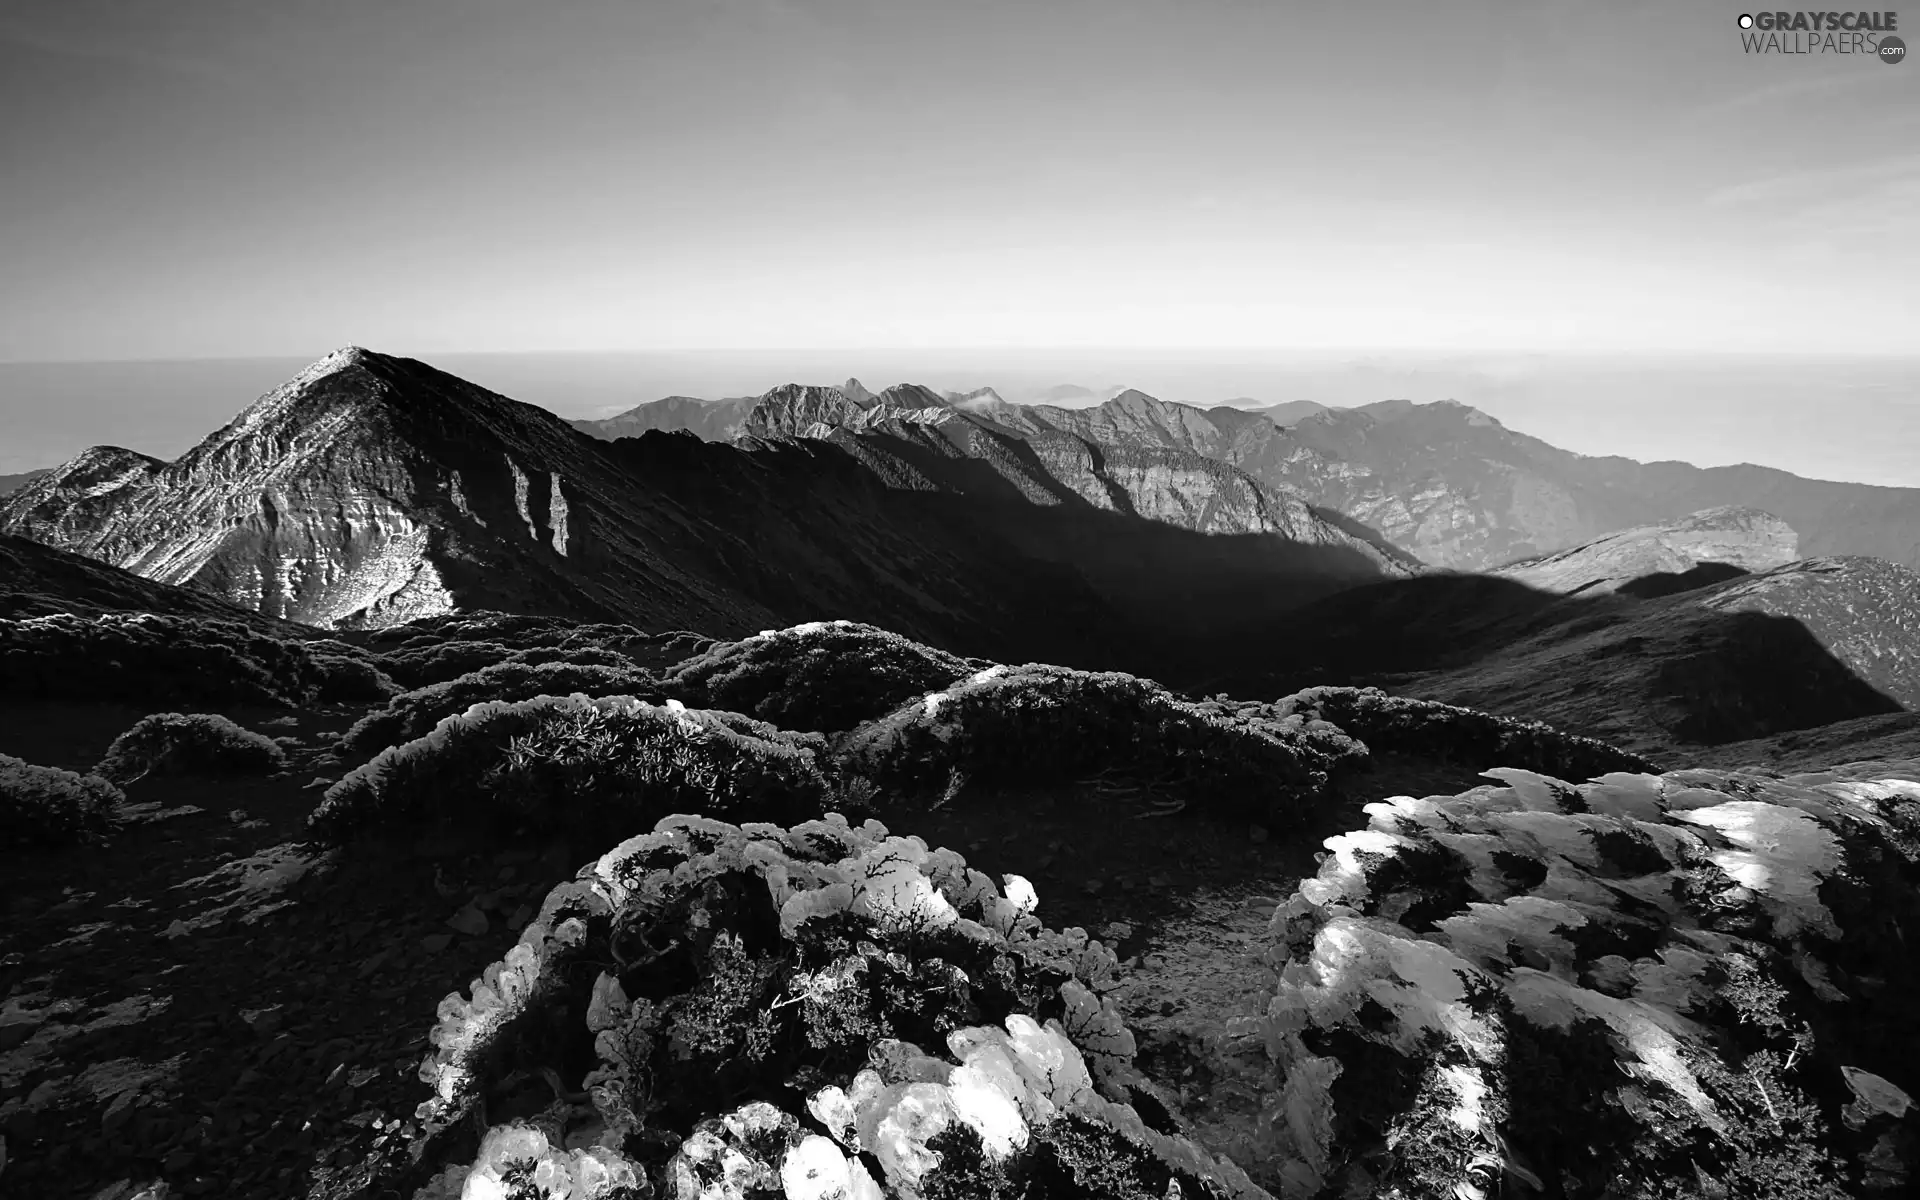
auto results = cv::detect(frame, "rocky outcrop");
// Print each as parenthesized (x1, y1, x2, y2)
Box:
(1492, 506, 1799, 595)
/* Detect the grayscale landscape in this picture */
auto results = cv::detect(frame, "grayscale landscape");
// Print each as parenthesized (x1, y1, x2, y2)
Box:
(2, 3, 1918, 1200)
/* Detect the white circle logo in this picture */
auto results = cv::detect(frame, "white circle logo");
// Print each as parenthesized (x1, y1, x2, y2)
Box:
(1737, 13, 1754, 28)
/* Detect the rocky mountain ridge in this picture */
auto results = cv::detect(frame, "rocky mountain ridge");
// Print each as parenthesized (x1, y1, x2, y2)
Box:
(726, 382, 1419, 568)
(0, 349, 1416, 680)
(582, 385, 1920, 571)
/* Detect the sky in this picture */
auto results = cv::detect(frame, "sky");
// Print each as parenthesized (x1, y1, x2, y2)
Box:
(2, 0, 1917, 362)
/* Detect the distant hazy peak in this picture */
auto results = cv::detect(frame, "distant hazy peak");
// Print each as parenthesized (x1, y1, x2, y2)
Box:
(948, 386, 1007, 407)
(875, 383, 948, 410)
(839, 377, 877, 405)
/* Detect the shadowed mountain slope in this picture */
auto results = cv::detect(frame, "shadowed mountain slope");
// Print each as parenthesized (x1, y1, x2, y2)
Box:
(1196, 554, 1918, 759)
(0, 350, 1420, 677)
(727, 381, 1422, 575)
(589, 386, 1920, 571)
(0, 533, 321, 633)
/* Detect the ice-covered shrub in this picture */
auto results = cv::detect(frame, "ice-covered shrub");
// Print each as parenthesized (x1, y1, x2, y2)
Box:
(838, 664, 1368, 826)
(334, 661, 664, 759)
(1265, 685, 1658, 779)
(0, 753, 123, 849)
(308, 694, 828, 845)
(94, 712, 288, 785)
(0, 611, 341, 707)
(400, 813, 1266, 1199)
(663, 621, 985, 733)
(1240, 760, 1920, 1197)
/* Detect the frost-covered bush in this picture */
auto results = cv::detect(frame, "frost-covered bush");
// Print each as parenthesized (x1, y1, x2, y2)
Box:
(309, 694, 828, 845)
(1265, 685, 1658, 779)
(335, 662, 664, 759)
(399, 813, 1266, 1200)
(0, 753, 123, 849)
(663, 621, 985, 733)
(0, 611, 342, 707)
(839, 665, 1368, 826)
(1239, 760, 1920, 1198)
(94, 712, 288, 785)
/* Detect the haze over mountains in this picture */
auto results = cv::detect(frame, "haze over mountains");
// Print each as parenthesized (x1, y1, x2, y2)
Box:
(579, 382, 1920, 572)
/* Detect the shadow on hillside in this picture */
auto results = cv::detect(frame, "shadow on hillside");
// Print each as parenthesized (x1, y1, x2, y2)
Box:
(1613, 560, 1749, 599)
(1180, 569, 1905, 754)
(594, 429, 1408, 675)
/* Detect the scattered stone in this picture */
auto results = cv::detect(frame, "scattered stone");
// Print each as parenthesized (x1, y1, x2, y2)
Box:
(1101, 921, 1135, 941)
(302, 777, 333, 790)
(1247, 824, 1269, 844)
(419, 933, 453, 953)
(238, 1007, 282, 1037)
(445, 903, 488, 936)
(1081, 879, 1104, 896)
(101, 1091, 139, 1135)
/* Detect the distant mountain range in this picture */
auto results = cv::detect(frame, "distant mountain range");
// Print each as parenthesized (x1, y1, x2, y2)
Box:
(579, 385, 1920, 572)
(0, 470, 50, 497)
(0, 349, 1413, 678)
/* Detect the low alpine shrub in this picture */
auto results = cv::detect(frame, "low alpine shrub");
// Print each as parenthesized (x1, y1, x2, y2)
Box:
(0, 611, 338, 707)
(311, 653, 402, 703)
(1267, 685, 1658, 779)
(838, 664, 1368, 827)
(0, 753, 123, 850)
(1243, 760, 1920, 1197)
(0, 614, 395, 706)
(664, 621, 985, 732)
(399, 813, 1265, 1200)
(308, 694, 828, 846)
(94, 712, 288, 785)
(334, 661, 664, 759)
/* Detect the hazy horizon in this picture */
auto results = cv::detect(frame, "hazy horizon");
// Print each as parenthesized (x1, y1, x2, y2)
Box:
(5, 3, 1918, 484)
(6, 347, 1920, 490)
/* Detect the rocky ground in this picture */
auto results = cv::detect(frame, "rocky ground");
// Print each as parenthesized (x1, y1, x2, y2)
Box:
(0, 694, 1493, 1199)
